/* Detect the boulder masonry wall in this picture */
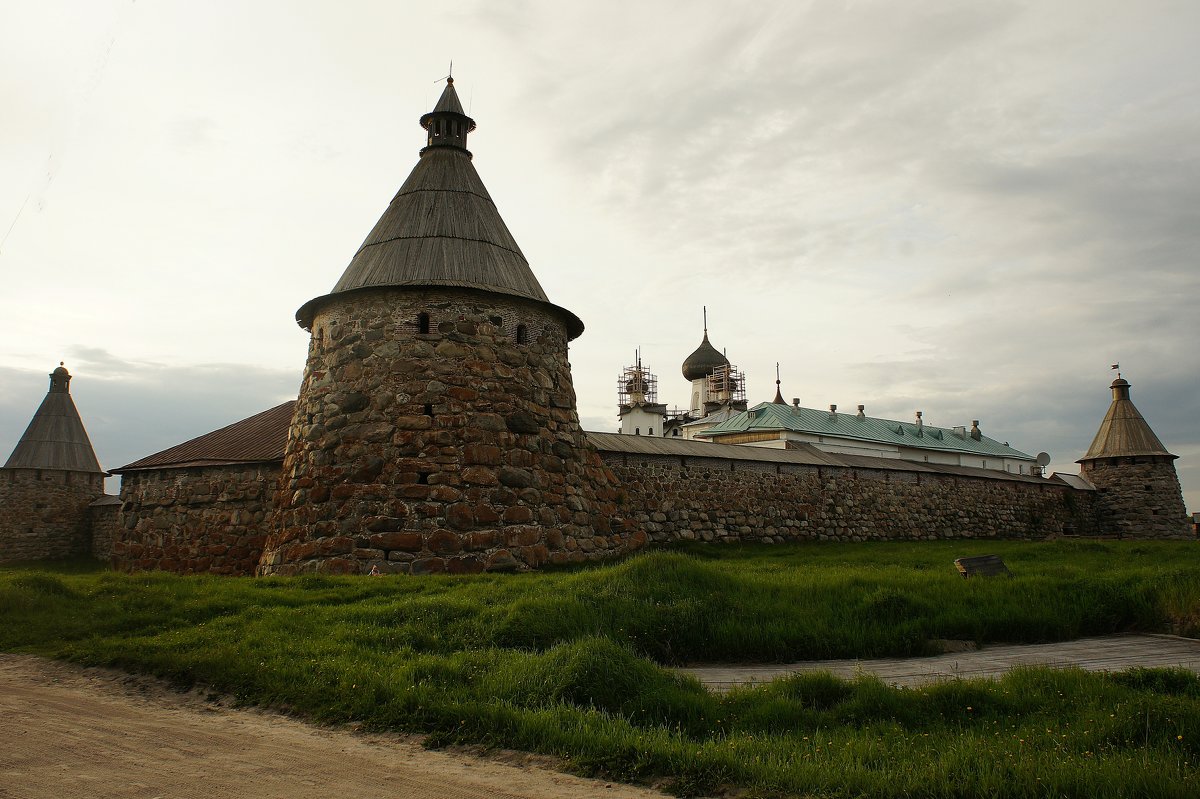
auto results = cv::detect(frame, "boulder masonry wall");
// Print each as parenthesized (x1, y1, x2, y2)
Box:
(112, 464, 278, 574)
(0, 469, 103, 562)
(604, 452, 1100, 543)
(260, 289, 639, 575)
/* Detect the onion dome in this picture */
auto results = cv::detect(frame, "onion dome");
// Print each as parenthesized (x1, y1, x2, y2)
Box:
(296, 77, 584, 339)
(682, 331, 729, 381)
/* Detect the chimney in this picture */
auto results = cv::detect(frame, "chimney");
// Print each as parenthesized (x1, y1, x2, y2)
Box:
(792, 397, 800, 409)
(953, 425, 966, 438)
(828, 404, 838, 420)
(970, 420, 981, 441)
(915, 410, 923, 436)
(856, 404, 865, 419)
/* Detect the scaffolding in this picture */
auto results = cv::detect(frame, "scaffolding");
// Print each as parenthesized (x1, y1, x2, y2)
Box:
(706, 364, 746, 405)
(617, 362, 658, 407)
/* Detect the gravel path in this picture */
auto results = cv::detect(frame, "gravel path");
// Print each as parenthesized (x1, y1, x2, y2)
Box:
(0, 654, 669, 799)
(680, 633, 1200, 690)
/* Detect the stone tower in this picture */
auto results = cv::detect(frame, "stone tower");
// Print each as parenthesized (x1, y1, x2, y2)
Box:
(259, 77, 637, 575)
(1077, 376, 1189, 538)
(0, 364, 106, 562)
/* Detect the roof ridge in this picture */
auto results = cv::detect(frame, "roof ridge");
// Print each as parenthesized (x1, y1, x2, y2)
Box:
(354, 232, 526, 259)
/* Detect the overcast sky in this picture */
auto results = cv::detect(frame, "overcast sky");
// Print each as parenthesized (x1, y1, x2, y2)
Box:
(2, 0, 1197, 511)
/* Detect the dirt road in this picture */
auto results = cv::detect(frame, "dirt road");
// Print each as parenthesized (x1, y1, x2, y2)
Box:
(0, 654, 669, 799)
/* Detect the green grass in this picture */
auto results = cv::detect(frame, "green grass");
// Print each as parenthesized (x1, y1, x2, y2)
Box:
(3, 540, 1200, 797)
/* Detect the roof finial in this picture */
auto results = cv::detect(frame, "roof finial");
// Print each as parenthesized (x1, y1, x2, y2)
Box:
(772, 362, 786, 404)
(1111, 362, 1121, 380)
(702, 305, 707, 335)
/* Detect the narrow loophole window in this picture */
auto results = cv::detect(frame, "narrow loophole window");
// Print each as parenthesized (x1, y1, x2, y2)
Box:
(423, 403, 434, 417)
(417, 313, 430, 334)
(516, 324, 528, 344)
(417, 472, 429, 485)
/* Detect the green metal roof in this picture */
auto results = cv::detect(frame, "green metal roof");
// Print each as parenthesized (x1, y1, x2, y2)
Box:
(695, 402, 1034, 460)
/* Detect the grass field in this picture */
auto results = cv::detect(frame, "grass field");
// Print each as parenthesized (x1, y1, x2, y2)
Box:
(3, 539, 1199, 797)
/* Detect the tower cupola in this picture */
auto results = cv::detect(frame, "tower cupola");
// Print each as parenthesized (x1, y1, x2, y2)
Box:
(419, 77, 476, 156)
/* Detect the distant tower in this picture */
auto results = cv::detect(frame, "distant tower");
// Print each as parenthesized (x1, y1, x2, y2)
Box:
(618, 352, 667, 436)
(1077, 375, 1189, 538)
(0, 364, 106, 562)
(681, 309, 746, 419)
(260, 77, 635, 575)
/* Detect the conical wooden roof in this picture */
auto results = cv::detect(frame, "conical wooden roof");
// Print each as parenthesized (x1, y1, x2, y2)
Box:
(297, 78, 583, 338)
(1078, 378, 1175, 461)
(3, 365, 103, 473)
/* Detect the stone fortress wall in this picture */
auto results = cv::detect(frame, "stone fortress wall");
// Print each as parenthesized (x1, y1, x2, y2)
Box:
(110, 464, 278, 575)
(603, 452, 1101, 545)
(0, 468, 103, 562)
(93, 437, 1108, 577)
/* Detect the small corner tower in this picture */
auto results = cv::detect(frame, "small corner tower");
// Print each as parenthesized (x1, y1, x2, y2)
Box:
(1, 364, 106, 562)
(1077, 374, 1188, 538)
(261, 76, 636, 575)
(618, 352, 667, 436)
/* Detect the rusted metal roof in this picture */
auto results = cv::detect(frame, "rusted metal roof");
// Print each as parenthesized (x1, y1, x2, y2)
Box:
(1079, 379, 1174, 461)
(296, 78, 583, 339)
(3, 365, 104, 474)
(113, 401, 295, 472)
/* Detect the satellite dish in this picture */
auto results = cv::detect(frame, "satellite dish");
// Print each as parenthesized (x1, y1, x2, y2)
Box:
(1036, 452, 1051, 467)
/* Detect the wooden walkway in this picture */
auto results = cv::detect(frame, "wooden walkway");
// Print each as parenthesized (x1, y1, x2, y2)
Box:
(680, 634, 1200, 690)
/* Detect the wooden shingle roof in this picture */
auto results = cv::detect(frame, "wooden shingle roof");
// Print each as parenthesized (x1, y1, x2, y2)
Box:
(113, 401, 296, 472)
(1079, 379, 1174, 461)
(296, 78, 583, 338)
(3, 365, 103, 474)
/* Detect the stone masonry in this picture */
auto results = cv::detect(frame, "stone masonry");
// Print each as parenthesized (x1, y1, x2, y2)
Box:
(112, 464, 278, 575)
(0, 468, 104, 562)
(1081, 457, 1190, 538)
(260, 289, 640, 575)
(605, 454, 1100, 544)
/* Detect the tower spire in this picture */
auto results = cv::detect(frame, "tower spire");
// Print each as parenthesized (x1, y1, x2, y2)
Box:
(773, 362, 786, 404)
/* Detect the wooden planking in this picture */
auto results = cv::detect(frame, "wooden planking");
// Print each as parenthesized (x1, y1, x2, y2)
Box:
(3, 391, 103, 473)
(1082, 397, 1173, 459)
(954, 554, 1011, 578)
(318, 148, 554, 308)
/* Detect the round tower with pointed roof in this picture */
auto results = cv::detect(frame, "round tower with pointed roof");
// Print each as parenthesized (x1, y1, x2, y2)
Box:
(1077, 376, 1188, 538)
(260, 78, 637, 575)
(1, 363, 107, 562)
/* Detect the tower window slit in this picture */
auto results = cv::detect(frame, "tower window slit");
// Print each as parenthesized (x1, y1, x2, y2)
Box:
(417, 313, 430, 334)
(423, 403, 434, 417)
(516, 324, 528, 344)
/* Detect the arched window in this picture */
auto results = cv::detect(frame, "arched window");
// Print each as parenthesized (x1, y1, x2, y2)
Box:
(417, 313, 430, 334)
(635, 427, 640, 435)
(516, 324, 528, 344)
(648, 428, 654, 436)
